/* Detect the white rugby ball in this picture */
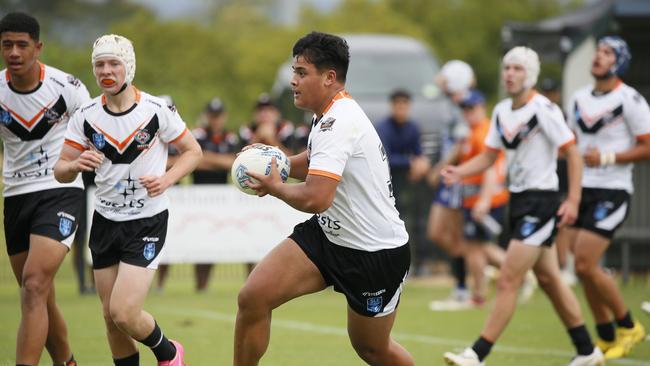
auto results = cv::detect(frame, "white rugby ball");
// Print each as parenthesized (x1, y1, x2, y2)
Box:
(231, 145, 291, 195)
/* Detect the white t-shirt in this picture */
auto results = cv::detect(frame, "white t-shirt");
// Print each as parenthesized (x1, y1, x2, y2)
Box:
(567, 82, 650, 193)
(485, 92, 575, 193)
(307, 90, 408, 251)
(0, 63, 89, 196)
(64, 88, 188, 221)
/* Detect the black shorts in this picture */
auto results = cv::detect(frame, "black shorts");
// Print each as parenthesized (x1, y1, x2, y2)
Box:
(289, 216, 410, 317)
(572, 188, 630, 239)
(4, 187, 84, 256)
(462, 205, 505, 242)
(509, 191, 561, 247)
(89, 210, 168, 270)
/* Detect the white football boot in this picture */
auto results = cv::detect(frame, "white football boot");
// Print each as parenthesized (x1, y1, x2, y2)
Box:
(443, 347, 485, 366)
(566, 347, 605, 366)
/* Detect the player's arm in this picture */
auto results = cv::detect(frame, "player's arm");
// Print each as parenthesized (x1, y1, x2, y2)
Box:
(288, 150, 309, 181)
(140, 132, 202, 197)
(196, 151, 236, 171)
(473, 165, 499, 220)
(604, 136, 650, 165)
(441, 149, 498, 184)
(557, 143, 582, 227)
(54, 142, 103, 183)
(427, 142, 461, 186)
(247, 162, 337, 214)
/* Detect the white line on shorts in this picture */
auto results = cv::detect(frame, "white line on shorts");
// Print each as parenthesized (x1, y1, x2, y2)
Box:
(161, 308, 649, 366)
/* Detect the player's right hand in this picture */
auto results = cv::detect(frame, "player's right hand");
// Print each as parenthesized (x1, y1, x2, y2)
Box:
(75, 150, 104, 172)
(441, 165, 461, 184)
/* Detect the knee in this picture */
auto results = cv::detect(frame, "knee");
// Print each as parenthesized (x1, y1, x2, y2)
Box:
(574, 257, 597, 279)
(535, 271, 554, 291)
(237, 285, 266, 314)
(495, 271, 521, 293)
(352, 342, 385, 365)
(21, 272, 51, 304)
(109, 302, 137, 331)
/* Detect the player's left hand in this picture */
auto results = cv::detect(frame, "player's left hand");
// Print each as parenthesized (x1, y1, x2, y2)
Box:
(247, 157, 281, 197)
(471, 198, 491, 221)
(583, 146, 600, 167)
(139, 175, 172, 197)
(556, 198, 578, 227)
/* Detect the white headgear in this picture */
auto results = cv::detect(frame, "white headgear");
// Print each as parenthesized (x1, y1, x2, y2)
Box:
(502, 46, 540, 89)
(439, 60, 474, 94)
(91, 34, 136, 84)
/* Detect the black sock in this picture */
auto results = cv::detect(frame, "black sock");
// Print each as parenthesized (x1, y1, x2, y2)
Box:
(596, 322, 616, 341)
(471, 336, 493, 361)
(616, 311, 634, 329)
(452, 256, 466, 289)
(137, 321, 176, 361)
(113, 352, 139, 366)
(568, 325, 594, 356)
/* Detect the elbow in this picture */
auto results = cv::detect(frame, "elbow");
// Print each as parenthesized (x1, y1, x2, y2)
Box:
(306, 197, 333, 214)
(54, 167, 72, 184)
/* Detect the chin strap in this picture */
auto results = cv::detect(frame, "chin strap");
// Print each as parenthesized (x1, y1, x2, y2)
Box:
(112, 82, 128, 96)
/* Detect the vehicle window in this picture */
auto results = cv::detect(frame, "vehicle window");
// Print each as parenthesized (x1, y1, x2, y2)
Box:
(346, 53, 439, 98)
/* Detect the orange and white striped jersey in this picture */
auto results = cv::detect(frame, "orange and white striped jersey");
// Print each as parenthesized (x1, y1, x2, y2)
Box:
(0, 63, 90, 196)
(64, 88, 188, 221)
(307, 91, 408, 251)
(568, 82, 650, 193)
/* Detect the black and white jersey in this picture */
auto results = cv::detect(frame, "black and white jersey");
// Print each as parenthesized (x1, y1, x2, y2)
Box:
(567, 82, 650, 193)
(485, 92, 575, 193)
(64, 88, 188, 221)
(0, 62, 90, 196)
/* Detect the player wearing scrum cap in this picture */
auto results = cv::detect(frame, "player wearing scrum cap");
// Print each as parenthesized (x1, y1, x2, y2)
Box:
(0, 12, 90, 366)
(54, 34, 202, 366)
(427, 60, 472, 310)
(442, 47, 604, 366)
(565, 36, 648, 359)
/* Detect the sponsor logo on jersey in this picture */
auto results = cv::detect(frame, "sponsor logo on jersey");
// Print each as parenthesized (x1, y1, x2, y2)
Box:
(135, 129, 151, 150)
(0, 110, 11, 125)
(92, 133, 106, 149)
(319, 117, 336, 131)
(594, 201, 613, 221)
(317, 214, 341, 230)
(143, 242, 156, 260)
(44, 108, 63, 124)
(67, 75, 81, 88)
(366, 296, 383, 313)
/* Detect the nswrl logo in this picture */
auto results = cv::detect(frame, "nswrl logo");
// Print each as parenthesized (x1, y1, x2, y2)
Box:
(143, 242, 156, 261)
(367, 296, 383, 313)
(0, 110, 11, 125)
(92, 133, 106, 149)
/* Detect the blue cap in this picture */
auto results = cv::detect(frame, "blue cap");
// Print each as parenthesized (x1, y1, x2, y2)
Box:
(598, 36, 631, 76)
(460, 89, 485, 108)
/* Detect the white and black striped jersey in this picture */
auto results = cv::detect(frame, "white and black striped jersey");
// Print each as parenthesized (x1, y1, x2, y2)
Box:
(485, 92, 575, 193)
(567, 82, 650, 193)
(0, 62, 90, 196)
(64, 88, 188, 221)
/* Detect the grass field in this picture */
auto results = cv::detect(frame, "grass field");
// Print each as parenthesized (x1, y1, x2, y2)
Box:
(0, 257, 649, 366)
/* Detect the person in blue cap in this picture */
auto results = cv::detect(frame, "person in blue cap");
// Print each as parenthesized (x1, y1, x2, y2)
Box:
(565, 35, 649, 359)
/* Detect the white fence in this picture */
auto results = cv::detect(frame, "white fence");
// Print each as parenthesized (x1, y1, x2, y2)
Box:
(86, 185, 311, 264)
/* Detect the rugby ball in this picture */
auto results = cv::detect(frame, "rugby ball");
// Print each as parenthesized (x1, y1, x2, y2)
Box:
(231, 145, 291, 195)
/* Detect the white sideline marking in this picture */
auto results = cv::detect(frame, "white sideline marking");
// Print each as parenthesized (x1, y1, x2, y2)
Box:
(161, 308, 650, 366)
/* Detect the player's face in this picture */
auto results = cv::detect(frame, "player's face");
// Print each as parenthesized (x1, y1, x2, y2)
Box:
(462, 104, 485, 125)
(93, 56, 126, 93)
(0, 32, 42, 78)
(591, 43, 616, 78)
(291, 55, 329, 113)
(502, 63, 526, 95)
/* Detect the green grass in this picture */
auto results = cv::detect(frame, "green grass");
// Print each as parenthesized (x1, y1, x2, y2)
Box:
(1, 258, 649, 366)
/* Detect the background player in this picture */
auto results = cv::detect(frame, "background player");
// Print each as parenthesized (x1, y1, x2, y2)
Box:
(442, 46, 603, 366)
(566, 36, 648, 359)
(0, 12, 90, 366)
